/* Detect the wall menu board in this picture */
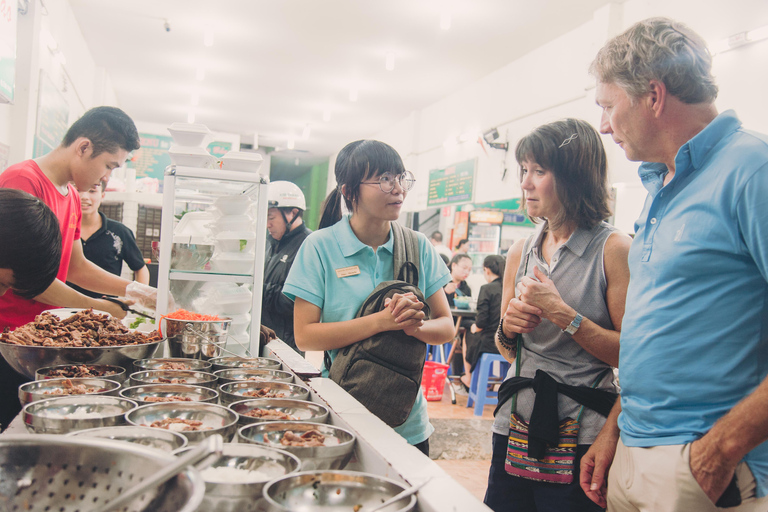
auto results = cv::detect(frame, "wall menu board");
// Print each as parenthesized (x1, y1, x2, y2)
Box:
(32, 71, 69, 158)
(427, 158, 476, 207)
(473, 198, 535, 227)
(0, 0, 17, 103)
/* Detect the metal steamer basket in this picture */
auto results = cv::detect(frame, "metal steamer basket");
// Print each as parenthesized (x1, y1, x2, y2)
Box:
(0, 434, 205, 512)
(162, 317, 232, 361)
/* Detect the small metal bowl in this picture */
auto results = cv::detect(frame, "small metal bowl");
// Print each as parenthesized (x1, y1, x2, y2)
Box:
(68, 425, 189, 453)
(213, 368, 294, 386)
(229, 398, 330, 427)
(35, 364, 127, 383)
(238, 421, 357, 470)
(126, 402, 239, 444)
(263, 470, 417, 512)
(19, 377, 121, 408)
(209, 356, 282, 372)
(23, 395, 137, 434)
(218, 381, 310, 407)
(177, 443, 301, 504)
(130, 369, 218, 389)
(120, 384, 219, 405)
(133, 357, 213, 373)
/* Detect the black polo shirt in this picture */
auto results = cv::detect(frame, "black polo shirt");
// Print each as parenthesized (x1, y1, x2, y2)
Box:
(68, 212, 146, 298)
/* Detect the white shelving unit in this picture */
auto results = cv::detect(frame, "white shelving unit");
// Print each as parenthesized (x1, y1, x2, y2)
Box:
(155, 164, 269, 355)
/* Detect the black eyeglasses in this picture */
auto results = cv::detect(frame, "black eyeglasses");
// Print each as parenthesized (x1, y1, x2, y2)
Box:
(360, 171, 416, 193)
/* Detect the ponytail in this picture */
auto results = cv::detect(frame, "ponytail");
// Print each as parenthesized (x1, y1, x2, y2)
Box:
(318, 188, 344, 229)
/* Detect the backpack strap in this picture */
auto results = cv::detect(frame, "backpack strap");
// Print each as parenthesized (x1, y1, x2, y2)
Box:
(391, 221, 420, 287)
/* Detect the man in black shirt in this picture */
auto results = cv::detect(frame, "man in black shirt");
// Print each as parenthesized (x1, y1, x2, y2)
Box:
(68, 182, 148, 297)
(262, 181, 311, 354)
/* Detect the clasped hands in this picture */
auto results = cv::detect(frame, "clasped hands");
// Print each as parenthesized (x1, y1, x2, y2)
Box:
(502, 266, 563, 335)
(382, 292, 425, 335)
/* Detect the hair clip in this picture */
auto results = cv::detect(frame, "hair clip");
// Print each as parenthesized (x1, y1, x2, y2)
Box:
(559, 133, 578, 148)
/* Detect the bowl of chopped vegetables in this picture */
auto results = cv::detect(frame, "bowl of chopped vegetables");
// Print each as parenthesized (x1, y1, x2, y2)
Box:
(161, 310, 231, 361)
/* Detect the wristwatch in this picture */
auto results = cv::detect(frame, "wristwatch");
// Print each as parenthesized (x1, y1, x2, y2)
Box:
(563, 313, 583, 335)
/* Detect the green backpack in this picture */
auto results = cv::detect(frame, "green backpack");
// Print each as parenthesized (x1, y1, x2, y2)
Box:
(327, 222, 431, 427)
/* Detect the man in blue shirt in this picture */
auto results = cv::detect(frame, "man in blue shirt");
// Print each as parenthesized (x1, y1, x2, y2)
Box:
(581, 18, 768, 512)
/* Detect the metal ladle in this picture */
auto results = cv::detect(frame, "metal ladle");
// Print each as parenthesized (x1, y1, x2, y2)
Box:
(94, 434, 224, 512)
(369, 477, 432, 512)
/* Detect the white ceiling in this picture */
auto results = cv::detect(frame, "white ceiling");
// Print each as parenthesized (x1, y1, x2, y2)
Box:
(69, 0, 612, 167)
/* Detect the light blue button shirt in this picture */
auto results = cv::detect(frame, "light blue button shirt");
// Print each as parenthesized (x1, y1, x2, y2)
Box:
(618, 110, 768, 497)
(283, 215, 451, 445)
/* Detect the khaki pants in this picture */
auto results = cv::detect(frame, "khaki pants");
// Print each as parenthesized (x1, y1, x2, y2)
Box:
(607, 439, 768, 512)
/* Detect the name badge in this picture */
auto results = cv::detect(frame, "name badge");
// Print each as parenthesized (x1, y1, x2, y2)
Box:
(335, 265, 361, 278)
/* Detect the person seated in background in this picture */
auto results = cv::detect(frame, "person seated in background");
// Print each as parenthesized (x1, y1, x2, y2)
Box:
(454, 238, 469, 255)
(443, 253, 472, 307)
(429, 230, 453, 260)
(67, 181, 148, 298)
(460, 254, 505, 389)
(0, 189, 63, 429)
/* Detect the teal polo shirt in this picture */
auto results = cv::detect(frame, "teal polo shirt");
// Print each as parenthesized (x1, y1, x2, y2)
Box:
(618, 110, 768, 497)
(283, 215, 451, 445)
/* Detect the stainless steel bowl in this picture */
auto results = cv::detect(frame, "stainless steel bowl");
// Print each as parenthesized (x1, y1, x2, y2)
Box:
(23, 395, 138, 434)
(177, 442, 301, 512)
(120, 384, 219, 405)
(210, 356, 282, 372)
(218, 381, 310, 407)
(213, 368, 294, 385)
(133, 357, 213, 373)
(35, 363, 127, 383)
(19, 377, 121, 407)
(0, 434, 204, 512)
(69, 425, 189, 453)
(152, 242, 215, 271)
(0, 339, 162, 379)
(229, 398, 330, 427)
(263, 470, 417, 512)
(126, 402, 239, 444)
(238, 421, 357, 470)
(129, 369, 218, 389)
(163, 317, 231, 361)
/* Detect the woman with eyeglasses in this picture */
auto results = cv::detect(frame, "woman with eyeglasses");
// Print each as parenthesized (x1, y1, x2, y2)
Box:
(283, 139, 454, 455)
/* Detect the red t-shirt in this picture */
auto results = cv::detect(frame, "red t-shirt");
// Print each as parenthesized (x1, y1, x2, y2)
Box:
(0, 160, 81, 330)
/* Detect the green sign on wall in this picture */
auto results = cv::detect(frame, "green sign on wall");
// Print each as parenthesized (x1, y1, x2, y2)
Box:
(427, 158, 476, 207)
(32, 70, 69, 158)
(0, 0, 17, 103)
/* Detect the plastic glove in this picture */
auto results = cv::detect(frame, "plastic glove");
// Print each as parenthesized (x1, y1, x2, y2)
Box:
(125, 281, 158, 310)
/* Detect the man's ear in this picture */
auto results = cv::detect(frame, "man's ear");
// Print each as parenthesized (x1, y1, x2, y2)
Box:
(74, 138, 93, 157)
(646, 80, 667, 118)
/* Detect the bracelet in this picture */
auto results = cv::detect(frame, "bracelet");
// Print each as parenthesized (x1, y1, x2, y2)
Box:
(496, 319, 516, 350)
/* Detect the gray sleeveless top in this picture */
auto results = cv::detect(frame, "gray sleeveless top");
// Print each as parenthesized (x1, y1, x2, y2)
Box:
(492, 221, 619, 444)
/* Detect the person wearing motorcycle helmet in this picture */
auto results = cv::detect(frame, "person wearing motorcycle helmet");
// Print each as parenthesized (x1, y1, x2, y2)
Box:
(263, 181, 312, 354)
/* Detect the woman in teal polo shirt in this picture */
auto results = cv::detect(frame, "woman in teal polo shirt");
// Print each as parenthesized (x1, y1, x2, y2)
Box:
(282, 139, 454, 455)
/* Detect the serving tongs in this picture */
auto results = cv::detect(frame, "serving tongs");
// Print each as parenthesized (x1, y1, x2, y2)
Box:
(100, 296, 155, 319)
(94, 434, 224, 512)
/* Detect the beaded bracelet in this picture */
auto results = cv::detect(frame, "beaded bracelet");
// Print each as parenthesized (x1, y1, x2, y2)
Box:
(496, 319, 517, 351)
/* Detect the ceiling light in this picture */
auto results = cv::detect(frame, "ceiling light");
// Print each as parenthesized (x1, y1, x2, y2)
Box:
(195, 66, 205, 81)
(323, 109, 331, 122)
(710, 24, 768, 55)
(302, 124, 311, 140)
(203, 25, 215, 47)
(287, 139, 295, 150)
(385, 52, 395, 71)
(748, 25, 768, 43)
(440, 12, 451, 30)
(191, 91, 199, 106)
(187, 111, 195, 123)
(349, 87, 358, 102)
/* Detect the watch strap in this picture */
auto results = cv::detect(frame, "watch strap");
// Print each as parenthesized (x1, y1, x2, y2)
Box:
(563, 312, 583, 335)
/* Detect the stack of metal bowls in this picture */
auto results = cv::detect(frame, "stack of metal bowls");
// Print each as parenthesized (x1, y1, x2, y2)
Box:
(162, 317, 232, 361)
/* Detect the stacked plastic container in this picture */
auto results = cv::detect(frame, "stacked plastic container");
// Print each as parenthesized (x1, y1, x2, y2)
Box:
(166, 122, 217, 169)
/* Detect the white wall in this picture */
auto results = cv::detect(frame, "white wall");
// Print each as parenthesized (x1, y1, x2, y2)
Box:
(372, 0, 768, 234)
(0, 0, 119, 167)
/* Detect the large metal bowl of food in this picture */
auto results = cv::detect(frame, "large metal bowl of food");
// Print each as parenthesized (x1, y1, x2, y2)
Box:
(35, 363, 127, 383)
(126, 402, 239, 444)
(218, 381, 310, 407)
(239, 421, 357, 470)
(0, 309, 162, 379)
(213, 368, 294, 385)
(176, 442, 301, 512)
(120, 384, 219, 405)
(210, 356, 282, 372)
(263, 470, 417, 512)
(23, 395, 138, 434)
(69, 424, 189, 453)
(0, 434, 204, 512)
(19, 377, 121, 408)
(229, 398, 330, 427)
(133, 357, 213, 372)
(163, 316, 231, 361)
(129, 369, 218, 389)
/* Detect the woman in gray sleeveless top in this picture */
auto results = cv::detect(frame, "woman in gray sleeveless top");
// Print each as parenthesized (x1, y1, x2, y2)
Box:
(484, 119, 632, 512)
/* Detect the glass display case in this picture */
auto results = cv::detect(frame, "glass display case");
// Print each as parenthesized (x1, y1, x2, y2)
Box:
(155, 165, 269, 356)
